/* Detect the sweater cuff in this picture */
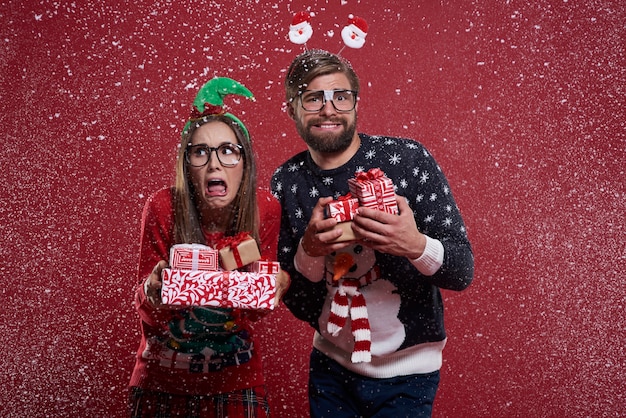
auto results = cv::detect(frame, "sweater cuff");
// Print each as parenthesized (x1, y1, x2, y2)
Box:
(409, 235, 444, 276)
(294, 238, 326, 282)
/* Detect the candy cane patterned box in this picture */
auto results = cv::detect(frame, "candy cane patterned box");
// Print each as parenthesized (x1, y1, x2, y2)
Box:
(169, 244, 218, 271)
(161, 269, 276, 310)
(348, 168, 398, 215)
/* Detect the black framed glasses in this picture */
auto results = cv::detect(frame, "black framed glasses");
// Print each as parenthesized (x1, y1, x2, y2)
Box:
(297, 89, 358, 112)
(185, 143, 243, 168)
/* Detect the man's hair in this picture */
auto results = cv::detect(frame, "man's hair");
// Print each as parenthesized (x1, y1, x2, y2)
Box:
(285, 49, 360, 103)
(173, 114, 259, 245)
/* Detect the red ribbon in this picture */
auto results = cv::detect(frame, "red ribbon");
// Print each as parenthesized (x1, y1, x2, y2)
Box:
(220, 271, 233, 308)
(216, 232, 250, 250)
(354, 168, 385, 182)
(330, 195, 358, 221)
(217, 232, 252, 269)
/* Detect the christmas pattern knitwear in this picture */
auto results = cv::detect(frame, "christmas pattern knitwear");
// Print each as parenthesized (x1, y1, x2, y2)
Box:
(271, 134, 474, 355)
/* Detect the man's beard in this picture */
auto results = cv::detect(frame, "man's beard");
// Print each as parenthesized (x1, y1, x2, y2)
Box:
(296, 115, 357, 154)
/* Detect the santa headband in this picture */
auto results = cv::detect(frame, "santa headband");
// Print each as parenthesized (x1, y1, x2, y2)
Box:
(182, 77, 255, 140)
(288, 12, 369, 51)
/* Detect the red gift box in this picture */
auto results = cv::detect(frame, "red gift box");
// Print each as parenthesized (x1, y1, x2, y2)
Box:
(251, 260, 280, 274)
(347, 168, 398, 214)
(326, 194, 360, 222)
(217, 233, 262, 271)
(169, 244, 219, 271)
(161, 269, 276, 310)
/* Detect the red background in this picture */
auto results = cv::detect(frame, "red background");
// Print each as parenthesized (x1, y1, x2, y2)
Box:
(1, 1, 624, 417)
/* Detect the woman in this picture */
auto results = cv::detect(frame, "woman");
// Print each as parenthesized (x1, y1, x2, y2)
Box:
(129, 77, 288, 417)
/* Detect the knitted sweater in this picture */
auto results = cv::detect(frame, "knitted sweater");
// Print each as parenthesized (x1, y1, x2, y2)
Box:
(271, 134, 474, 378)
(129, 187, 281, 395)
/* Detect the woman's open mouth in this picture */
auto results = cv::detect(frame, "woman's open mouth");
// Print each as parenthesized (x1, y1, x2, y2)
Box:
(206, 179, 227, 197)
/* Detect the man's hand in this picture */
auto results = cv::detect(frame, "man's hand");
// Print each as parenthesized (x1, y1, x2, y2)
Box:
(300, 197, 353, 257)
(351, 195, 426, 259)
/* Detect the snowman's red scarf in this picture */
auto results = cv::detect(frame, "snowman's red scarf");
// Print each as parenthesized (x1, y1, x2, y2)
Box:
(326, 265, 380, 363)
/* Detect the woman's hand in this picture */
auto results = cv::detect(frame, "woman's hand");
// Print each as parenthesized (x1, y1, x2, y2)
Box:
(273, 269, 291, 307)
(145, 260, 168, 307)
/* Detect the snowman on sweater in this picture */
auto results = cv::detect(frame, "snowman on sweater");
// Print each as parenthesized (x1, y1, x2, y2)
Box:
(305, 244, 405, 363)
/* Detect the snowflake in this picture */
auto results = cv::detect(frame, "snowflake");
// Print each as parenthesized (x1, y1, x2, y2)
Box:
(274, 166, 283, 174)
(365, 149, 376, 159)
(388, 153, 401, 165)
(274, 182, 283, 192)
(412, 167, 420, 177)
(406, 142, 419, 149)
(460, 226, 466, 233)
(288, 163, 299, 172)
(425, 215, 434, 223)
(323, 176, 333, 186)
(422, 149, 430, 157)
(295, 208, 303, 218)
(443, 185, 449, 195)
(399, 179, 408, 188)
(309, 187, 319, 198)
(420, 172, 430, 183)
(290, 184, 298, 194)
(416, 194, 424, 203)
(355, 165, 365, 173)
(281, 246, 292, 254)
(429, 193, 437, 201)
(443, 218, 452, 227)
(445, 204, 452, 212)
(384, 138, 395, 145)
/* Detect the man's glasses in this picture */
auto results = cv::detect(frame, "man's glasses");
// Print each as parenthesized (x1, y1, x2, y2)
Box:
(297, 89, 358, 112)
(185, 143, 243, 168)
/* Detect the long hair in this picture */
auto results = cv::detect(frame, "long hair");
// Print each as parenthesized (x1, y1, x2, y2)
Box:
(285, 49, 360, 104)
(172, 114, 259, 246)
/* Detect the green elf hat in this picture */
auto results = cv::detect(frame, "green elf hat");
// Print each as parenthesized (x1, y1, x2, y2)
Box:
(182, 77, 255, 140)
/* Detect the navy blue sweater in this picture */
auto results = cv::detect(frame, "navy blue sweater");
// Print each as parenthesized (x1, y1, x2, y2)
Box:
(271, 134, 474, 348)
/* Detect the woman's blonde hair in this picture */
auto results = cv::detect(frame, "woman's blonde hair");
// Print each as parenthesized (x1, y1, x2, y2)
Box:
(172, 115, 259, 246)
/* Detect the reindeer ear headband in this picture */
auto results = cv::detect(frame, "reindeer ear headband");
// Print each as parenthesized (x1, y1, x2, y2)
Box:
(288, 11, 369, 52)
(182, 77, 255, 141)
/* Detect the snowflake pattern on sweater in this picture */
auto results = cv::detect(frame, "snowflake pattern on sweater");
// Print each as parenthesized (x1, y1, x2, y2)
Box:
(271, 134, 474, 352)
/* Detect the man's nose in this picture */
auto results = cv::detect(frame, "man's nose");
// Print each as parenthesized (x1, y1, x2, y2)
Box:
(319, 99, 337, 115)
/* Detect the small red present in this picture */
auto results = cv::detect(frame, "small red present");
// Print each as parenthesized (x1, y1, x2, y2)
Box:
(161, 269, 276, 310)
(348, 168, 398, 214)
(169, 244, 219, 271)
(326, 194, 359, 222)
(217, 233, 262, 271)
(251, 260, 280, 274)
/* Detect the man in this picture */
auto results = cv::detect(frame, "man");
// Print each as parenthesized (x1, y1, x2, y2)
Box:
(271, 49, 474, 417)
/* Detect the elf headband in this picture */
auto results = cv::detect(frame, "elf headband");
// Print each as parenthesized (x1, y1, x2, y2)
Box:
(182, 77, 255, 140)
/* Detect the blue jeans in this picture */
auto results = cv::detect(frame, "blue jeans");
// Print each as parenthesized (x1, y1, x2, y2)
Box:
(308, 348, 440, 418)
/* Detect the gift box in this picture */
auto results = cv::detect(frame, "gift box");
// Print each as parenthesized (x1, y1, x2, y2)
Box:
(169, 244, 219, 271)
(161, 268, 276, 310)
(326, 194, 359, 222)
(330, 221, 360, 242)
(348, 168, 398, 215)
(251, 260, 280, 274)
(217, 233, 262, 270)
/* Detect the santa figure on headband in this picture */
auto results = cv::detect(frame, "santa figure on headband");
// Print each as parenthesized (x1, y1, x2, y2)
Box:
(341, 14, 368, 49)
(289, 11, 314, 45)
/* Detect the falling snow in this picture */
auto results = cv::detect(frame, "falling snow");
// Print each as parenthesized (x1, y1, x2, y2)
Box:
(1, 1, 624, 417)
